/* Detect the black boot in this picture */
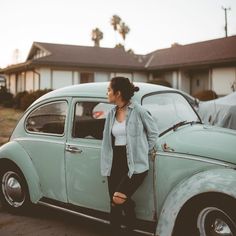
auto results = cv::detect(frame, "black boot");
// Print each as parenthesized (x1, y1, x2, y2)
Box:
(123, 199, 136, 233)
(110, 204, 122, 235)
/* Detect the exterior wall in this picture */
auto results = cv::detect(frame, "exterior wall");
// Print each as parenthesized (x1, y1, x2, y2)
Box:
(190, 70, 209, 95)
(133, 72, 148, 82)
(52, 70, 73, 89)
(17, 72, 26, 93)
(73, 71, 80, 84)
(172, 71, 178, 89)
(9, 74, 16, 94)
(179, 71, 190, 94)
(25, 71, 34, 92)
(110, 72, 133, 81)
(212, 67, 236, 96)
(39, 68, 51, 89)
(94, 72, 109, 82)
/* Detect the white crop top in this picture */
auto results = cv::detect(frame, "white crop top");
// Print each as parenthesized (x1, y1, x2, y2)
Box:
(112, 119, 127, 146)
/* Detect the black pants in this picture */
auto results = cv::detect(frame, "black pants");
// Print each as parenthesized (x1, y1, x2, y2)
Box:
(107, 145, 147, 229)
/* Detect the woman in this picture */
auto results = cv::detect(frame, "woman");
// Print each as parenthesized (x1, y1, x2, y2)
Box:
(101, 77, 158, 234)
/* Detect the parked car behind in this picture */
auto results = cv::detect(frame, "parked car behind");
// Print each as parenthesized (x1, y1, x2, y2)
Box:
(198, 91, 236, 130)
(0, 82, 236, 236)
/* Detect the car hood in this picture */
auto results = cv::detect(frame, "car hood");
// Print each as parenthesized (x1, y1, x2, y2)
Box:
(159, 124, 236, 164)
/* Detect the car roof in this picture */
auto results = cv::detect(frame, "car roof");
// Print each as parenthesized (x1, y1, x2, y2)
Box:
(31, 82, 175, 107)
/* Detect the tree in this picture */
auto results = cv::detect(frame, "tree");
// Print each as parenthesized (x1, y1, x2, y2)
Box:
(91, 28, 103, 47)
(110, 15, 121, 31)
(110, 15, 121, 44)
(118, 22, 130, 41)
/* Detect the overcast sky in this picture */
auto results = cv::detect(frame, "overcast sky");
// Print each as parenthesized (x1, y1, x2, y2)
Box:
(1, 0, 236, 68)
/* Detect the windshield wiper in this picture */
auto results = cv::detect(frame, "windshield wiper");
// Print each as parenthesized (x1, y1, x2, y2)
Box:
(159, 120, 202, 137)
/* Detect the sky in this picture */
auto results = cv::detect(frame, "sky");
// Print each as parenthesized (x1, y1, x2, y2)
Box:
(1, 0, 236, 68)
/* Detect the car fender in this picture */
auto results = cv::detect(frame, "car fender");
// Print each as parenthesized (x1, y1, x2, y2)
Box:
(0, 141, 42, 203)
(156, 168, 236, 236)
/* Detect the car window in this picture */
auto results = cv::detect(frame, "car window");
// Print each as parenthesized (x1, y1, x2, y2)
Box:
(142, 92, 200, 133)
(25, 101, 67, 135)
(72, 102, 114, 140)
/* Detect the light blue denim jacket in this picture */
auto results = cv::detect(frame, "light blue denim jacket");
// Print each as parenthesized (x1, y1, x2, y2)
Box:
(101, 101, 159, 178)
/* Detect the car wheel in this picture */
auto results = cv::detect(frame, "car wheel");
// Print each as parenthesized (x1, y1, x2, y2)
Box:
(173, 195, 236, 236)
(0, 164, 30, 212)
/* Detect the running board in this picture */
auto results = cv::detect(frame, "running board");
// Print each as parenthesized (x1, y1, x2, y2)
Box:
(38, 200, 155, 236)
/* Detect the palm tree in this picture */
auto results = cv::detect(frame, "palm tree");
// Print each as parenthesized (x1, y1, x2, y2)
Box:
(91, 28, 103, 47)
(110, 15, 121, 44)
(118, 22, 130, 42)
(110, 15, 121, 31)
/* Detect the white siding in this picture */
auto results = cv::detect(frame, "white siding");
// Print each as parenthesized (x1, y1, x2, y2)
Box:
(25, 71, 34, 92)
(39, 68, 51, 89)
(94, 72, 109, 82)
(172, 71, 178, 89)
(17, 73, 25, 92)
(52, 70, 73, 89)
(72, 71, 80, 84)
(133, 72, 148, 82)
(9, 74, 16, 94)
(110, 73, 132, 81)
(179, 71, 190, 94)
(212, 67, 236, 96)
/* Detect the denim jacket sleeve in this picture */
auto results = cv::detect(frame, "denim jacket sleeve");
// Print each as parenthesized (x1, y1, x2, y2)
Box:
(138, 106, 159, 152)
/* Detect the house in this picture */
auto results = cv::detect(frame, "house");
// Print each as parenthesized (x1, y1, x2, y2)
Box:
(1, 35, 236, 96)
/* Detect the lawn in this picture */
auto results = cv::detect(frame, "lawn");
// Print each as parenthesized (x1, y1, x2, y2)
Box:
(0, 106, 24, 146)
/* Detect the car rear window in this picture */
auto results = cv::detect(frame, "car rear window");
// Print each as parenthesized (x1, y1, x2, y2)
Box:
(25, 101, 67, 135)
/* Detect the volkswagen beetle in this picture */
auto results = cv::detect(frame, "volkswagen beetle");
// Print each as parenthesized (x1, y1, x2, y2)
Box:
(0, 82, 236, 236)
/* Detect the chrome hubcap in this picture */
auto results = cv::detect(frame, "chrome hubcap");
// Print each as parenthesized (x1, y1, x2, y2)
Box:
(197, 207, 236, 236)
(1, 171, 25, 207)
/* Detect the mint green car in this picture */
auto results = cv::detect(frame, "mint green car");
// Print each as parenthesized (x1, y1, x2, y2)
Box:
(0, 82, 236, 236)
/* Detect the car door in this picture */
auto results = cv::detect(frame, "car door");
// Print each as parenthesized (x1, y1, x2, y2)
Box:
(65, 98, 156, 222)
(22, 99, 69, 202)
(65, 98, 111, 212)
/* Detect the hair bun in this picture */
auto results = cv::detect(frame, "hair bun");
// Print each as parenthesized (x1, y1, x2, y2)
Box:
(134, 86, 140, 92)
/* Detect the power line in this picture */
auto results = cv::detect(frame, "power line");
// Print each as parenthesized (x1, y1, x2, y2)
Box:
(222, 6, 231, 37)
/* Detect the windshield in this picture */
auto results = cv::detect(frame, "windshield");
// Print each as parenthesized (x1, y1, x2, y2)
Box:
(142, 92, 201, 134)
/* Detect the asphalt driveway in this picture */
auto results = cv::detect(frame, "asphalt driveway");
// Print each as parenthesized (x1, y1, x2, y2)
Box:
(0, 202, 111, 236)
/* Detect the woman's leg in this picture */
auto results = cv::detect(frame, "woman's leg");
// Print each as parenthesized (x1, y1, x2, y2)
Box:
(107, 146, 128, 232)
(114, 171, 148, 231)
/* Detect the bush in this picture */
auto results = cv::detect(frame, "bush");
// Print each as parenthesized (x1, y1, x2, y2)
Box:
(0, 86, 14, 107)
(193, 90, 218, 101)
(148, 79, 172, 88)
(14, 89, 52, 110)
(13, 91, 29, 109)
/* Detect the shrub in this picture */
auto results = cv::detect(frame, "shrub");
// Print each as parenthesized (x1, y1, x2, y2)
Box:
(18, 89, 52, 110)
(193, 90, 218, 101)
(0, 86, 14, 107)
(13, 91, 29, 109)
(148, 79, 172, 88)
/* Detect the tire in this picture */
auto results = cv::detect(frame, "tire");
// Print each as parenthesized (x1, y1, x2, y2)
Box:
(173, 195, 236, 236)
(0, 164, 31, 212)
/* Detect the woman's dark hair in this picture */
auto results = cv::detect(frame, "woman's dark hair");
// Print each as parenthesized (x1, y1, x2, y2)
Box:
(110, 77, 139, 101)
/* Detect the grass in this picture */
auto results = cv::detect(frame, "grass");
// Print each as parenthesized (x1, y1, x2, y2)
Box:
(0, 106, 24, 146)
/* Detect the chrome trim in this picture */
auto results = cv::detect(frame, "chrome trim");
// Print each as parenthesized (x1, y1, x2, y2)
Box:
(158, 151, 236, 168)
(38, 201, 154, 236)
(2, 171, 25, 207)
(65, 145, 83, 154)
(197, 207, 235, 236)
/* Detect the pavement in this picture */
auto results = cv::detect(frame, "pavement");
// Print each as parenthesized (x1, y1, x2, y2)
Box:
(0, 202, 111, 236)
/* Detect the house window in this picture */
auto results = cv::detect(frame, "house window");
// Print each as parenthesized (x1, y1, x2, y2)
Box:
(80, 73, 94, 83)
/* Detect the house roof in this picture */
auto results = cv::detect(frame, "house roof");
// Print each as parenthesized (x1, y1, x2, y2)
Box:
(1, 35, 236, 73)
(146, 35, 236, 70)
(27, 42, 148, 70)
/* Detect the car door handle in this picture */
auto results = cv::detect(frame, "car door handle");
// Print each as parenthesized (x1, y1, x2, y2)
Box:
(66, 145, 83, 154)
